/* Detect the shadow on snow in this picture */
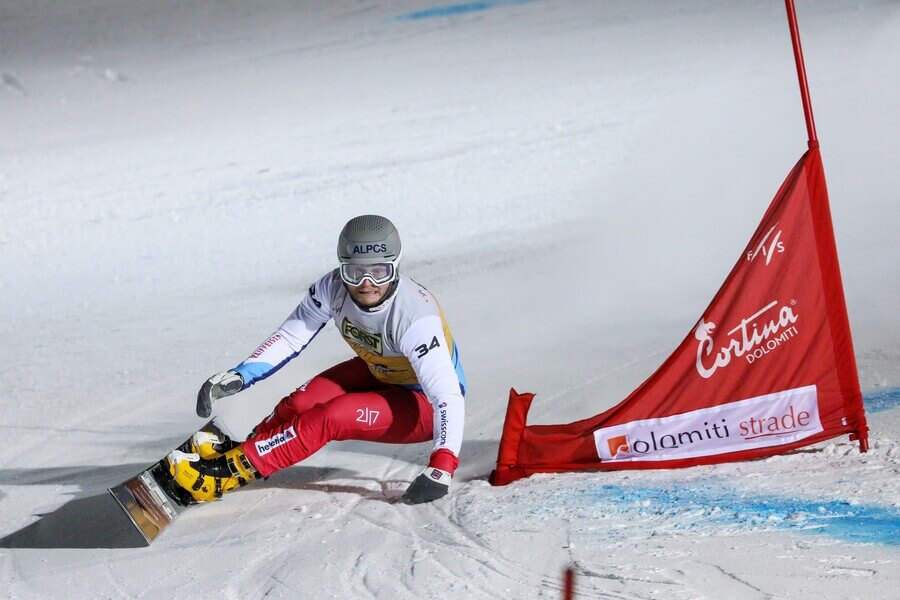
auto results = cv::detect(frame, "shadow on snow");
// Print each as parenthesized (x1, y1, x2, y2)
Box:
(0, 463, 373, 549)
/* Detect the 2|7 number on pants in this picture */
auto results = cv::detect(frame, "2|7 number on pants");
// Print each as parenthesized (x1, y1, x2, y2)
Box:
(356, 407, 380, 426)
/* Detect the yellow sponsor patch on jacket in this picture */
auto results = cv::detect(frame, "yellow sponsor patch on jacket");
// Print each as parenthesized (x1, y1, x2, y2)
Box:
(340, 317, 383, 355)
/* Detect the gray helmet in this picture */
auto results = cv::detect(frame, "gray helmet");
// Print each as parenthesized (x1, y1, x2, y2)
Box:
(337, 215, 402, 266)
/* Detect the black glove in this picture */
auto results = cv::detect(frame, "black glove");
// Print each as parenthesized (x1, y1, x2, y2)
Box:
(196, 371, 243, 418)
(402, 467, 452, 504)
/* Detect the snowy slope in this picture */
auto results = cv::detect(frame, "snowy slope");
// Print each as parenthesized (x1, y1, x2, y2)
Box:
(1, 1, 898, 598)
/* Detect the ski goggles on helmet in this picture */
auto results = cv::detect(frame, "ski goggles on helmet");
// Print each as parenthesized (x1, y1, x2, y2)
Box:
(340, 262, 397, 286)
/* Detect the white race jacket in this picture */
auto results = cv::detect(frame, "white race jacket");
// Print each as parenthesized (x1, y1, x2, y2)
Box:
(233, 270, 467, 459)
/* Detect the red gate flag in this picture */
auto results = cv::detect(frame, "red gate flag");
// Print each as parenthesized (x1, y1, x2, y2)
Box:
(490, 148, 869, 485)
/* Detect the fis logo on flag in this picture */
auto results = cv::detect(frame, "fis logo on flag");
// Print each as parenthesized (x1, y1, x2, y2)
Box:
(746, 223, 786, 266)
(594, 385, 822, 462)
(695, 299, 800, 379)
(255, 426, 297, 456)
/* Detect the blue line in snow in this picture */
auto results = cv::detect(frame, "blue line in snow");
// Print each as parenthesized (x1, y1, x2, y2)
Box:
(587, 484, 900, 547)
(863, 387, 900, 413)
(396, 0, 537, 21)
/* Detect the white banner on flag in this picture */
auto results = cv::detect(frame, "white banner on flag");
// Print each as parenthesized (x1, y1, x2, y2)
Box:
(594, 385, 822, 462)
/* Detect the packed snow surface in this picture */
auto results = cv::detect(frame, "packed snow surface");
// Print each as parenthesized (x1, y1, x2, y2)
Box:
(1, 1, 898, 598)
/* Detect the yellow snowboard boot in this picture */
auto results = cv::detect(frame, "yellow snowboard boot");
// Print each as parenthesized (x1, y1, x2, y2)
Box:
(167, 445, 258, 503)
(189, 430, 237, 460)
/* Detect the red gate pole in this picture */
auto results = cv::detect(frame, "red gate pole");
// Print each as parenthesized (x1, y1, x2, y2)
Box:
(784, 0, 819, 148)
(563, 567, 574, 600)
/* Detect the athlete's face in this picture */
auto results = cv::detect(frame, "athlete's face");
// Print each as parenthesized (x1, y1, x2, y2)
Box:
(348, 279, 390, 307)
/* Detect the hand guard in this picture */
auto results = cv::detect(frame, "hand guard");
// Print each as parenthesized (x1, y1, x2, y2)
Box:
(196, 371, 243, 418)
(402, 467, 452, 505)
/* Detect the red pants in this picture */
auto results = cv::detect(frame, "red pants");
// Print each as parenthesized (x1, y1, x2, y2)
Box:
(242, 358, 435, 477)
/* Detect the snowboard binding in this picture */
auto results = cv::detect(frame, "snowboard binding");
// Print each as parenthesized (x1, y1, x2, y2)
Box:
(165, 445, 258, 503)
(151, 420, 243, 506)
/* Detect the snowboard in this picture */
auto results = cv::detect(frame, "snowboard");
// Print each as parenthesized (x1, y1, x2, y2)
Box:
(108, 418, 230, 545)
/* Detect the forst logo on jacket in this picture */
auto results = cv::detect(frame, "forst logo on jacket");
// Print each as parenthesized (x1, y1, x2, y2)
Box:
(341, 317, 383, 355)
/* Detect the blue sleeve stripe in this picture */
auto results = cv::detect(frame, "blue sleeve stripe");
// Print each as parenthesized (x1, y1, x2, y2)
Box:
(452, 342, 467, 396)
(233, 361, 276, 386)
(234, 323, 326, 388)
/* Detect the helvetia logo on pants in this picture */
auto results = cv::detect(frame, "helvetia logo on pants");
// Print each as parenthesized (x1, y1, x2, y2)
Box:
(255, 426, 297, 456)
(594, 385, 822, 462)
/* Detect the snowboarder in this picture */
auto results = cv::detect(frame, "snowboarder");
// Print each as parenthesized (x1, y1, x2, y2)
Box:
(168, 215, 466, 505)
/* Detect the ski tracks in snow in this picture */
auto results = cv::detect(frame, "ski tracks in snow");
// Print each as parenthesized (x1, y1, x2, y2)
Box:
(214, 464, 615, 599)
(453, 430, 900, 600)
(140, 428, 898, 599)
